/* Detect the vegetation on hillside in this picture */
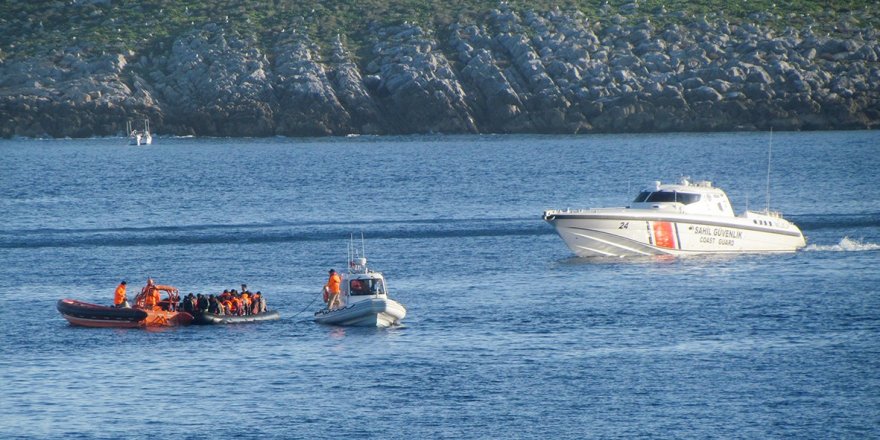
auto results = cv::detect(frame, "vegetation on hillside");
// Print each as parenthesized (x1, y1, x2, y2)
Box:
(1, 0, 876, 61)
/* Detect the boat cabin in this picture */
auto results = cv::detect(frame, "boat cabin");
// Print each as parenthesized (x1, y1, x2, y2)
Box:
(346, 275, 387, 297)
(339, 256, 389, 307)
(628, 178, 735, 216)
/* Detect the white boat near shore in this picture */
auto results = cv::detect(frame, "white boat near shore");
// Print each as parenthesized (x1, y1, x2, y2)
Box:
(314, 239, 406, 327)
(127, 119, 152, 146)
(543, 178, 806, 257)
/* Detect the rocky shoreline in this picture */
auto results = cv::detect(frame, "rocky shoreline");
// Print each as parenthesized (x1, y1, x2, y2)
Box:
(1, 6, 878, 138)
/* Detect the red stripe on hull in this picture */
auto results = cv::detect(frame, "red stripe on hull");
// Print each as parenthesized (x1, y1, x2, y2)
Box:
(652, 221, 677, 249)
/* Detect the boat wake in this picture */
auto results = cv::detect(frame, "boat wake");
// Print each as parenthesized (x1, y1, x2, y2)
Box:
(0, 217, 551, 249)
(792, 213, 880, 231)
(804, 236, 880, 252)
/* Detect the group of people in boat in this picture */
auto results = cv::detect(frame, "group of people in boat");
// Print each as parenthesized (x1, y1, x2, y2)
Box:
(199, 287, 268, 316)
(113, 279, 268, 316)
(114, 279, 170, 310)
(112, 268, 343, 315)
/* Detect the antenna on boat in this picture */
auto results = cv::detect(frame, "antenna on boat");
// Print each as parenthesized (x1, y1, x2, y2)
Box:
(765, 128, 773, 213)
(348, 233, 354, 270)
(347, 232, 367, 270)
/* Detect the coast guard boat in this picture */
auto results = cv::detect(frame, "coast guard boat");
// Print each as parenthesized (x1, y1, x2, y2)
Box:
(543, 178, 806, 257)
(314, 240, 406, 327)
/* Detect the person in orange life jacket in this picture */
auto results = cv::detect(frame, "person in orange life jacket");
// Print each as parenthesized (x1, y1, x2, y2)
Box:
(141, 278, 161, 309)
(231, 295, 243, 315)
(249, 292, 259, 314)
(253, 291, 266, 314)
(324, 269, 342, 310)
(241, 292, 252, 315)
(114, 281, 129, 308)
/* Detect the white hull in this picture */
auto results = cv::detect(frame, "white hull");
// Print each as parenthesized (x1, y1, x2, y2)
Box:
(130, 133, 152, 146)
(314, 298, 406, 327)
(127, 119, 152, 145)
(545, 210, 806, 257)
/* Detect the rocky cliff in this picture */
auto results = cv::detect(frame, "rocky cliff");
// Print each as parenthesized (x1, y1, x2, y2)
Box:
(1, 5, 878, 137)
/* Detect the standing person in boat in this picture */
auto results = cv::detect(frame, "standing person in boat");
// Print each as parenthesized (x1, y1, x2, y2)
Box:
(165, 289, 180, 312)
(182, 293, 194, 314)
(221, 296, 233, 315)
(208, 295, 222, 314)
(140, 278, 161, 310)
(231, 294, 242, 316)
(196, 293, 209, 313)
(253, 291, 265, 314)
(239, 293, 248, 315)
(324, 269, 342, 310)
(113, 281, 129, 308)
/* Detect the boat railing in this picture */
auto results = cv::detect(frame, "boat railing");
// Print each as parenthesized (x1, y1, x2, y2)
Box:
(744, 209, 783, 219)
(544, 204, 686, 216)
(544, 207, 630, 215)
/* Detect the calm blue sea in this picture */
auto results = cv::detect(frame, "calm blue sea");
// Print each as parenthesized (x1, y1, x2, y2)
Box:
(1, 132, 879, 439)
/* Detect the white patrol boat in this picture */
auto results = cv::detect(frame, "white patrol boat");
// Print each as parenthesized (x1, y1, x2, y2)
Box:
(314, 240, 406, 327)
(543, 178, 806, 257)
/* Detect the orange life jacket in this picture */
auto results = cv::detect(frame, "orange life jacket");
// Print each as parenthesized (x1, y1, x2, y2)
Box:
(252, 294, 261, 312)
(142, 286, 160, 307)
(114, 284, 127, 305)
(326, 273, 342, 294)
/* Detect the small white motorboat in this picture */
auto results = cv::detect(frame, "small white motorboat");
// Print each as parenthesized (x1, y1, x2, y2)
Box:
(543, 177, 806, 257)
(127, 119, 153, 146)
(314, 239, 406, 327)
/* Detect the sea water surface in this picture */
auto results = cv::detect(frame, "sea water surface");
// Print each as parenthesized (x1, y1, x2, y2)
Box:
(0, 132, 878, 439)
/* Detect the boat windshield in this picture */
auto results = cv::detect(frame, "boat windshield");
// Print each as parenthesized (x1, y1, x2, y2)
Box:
(636, 191, 701, 204)
(633, 191, 651, 203)
(349, 278, 385, 296)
